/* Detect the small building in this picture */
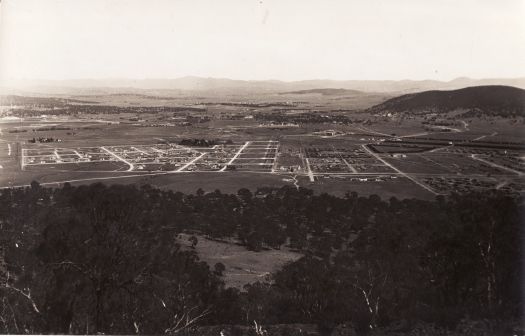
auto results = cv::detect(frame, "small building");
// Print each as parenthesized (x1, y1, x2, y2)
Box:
(391, 153, 407, 158)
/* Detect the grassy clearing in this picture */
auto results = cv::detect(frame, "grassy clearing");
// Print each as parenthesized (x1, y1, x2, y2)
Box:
(304, 176, 437, 200)
(178, 233, 302, 290)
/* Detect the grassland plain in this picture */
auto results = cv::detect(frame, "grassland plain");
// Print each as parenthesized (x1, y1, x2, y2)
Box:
(1, 88, 525, 200)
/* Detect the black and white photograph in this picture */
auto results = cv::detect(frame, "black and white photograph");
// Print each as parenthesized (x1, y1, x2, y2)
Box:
(0, 0, 524, 335)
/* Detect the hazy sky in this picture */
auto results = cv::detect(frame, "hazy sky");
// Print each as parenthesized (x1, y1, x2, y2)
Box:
(0, 0, 524, 83)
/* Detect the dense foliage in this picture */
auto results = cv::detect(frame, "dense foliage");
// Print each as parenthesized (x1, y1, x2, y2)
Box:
(178, 139, 233, 147)
(0, 183, 522, 334)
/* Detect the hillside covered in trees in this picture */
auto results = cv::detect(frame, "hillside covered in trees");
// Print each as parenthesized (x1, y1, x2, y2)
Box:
(0, 183, 522, 335)
(369, 85, 525, 117)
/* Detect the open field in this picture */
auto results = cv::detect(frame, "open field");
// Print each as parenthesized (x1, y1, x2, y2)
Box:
(2, 125, 524, 198)
(1, 92, 524, 198)
(178, 234, 302, 290)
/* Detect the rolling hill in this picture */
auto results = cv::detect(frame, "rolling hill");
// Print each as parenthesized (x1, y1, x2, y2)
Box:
(368, 85, 525, 117)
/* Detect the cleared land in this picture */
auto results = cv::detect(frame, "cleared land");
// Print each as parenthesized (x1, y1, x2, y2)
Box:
(178, 233, 302, 289)
(1, 91, 524, 198)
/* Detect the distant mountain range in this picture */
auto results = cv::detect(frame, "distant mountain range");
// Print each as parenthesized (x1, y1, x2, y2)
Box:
(369, 85, 525, 116)
(3, 76, 525, 95)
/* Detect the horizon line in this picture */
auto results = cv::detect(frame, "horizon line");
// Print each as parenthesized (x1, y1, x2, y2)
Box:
(2, 75, 525, 84)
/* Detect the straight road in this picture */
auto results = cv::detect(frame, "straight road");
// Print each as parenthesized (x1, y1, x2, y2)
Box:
(473, 132, 497, 141)
(132, 146, 149, 155)
(101, 147, 135, 171)
(342, 158, 358, 173)
(304, 157, 315, 182)
(176, 153, 206, 172)
(220, 141, 250, 172)
(361, 144, 439, 195)
(471, 154, 523, 176)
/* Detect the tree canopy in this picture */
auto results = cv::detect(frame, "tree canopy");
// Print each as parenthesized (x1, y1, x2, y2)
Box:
(0, 183, 522, 334)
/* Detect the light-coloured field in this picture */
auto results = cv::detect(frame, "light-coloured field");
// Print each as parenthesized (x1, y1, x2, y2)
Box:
(178, 233, 302, 290)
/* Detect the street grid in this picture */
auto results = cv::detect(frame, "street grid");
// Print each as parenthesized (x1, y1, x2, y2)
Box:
(16, 139, 525, 195)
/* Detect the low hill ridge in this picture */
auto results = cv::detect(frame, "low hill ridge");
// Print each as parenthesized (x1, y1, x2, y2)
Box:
(368, 85, 525, 116)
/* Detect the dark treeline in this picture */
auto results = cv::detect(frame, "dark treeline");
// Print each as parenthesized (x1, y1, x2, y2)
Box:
(0, 183, 522, 335)
(10, 105, 205, 117)
(0, 95, 93, 107)
(178, 139, 233, 147)
(179, 138, 218, 147)
(255, 112, 357, 125)
(203, 102, 295, 108)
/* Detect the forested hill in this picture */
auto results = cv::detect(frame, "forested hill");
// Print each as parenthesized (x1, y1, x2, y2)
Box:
(0, 183, 522, 335)
(368, 85, 525, 117)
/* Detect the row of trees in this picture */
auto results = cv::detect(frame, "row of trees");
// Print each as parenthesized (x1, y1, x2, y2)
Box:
(0, 183, 522, 334)
(254, 112, 357, 125)
(10, 105, 197, 117)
